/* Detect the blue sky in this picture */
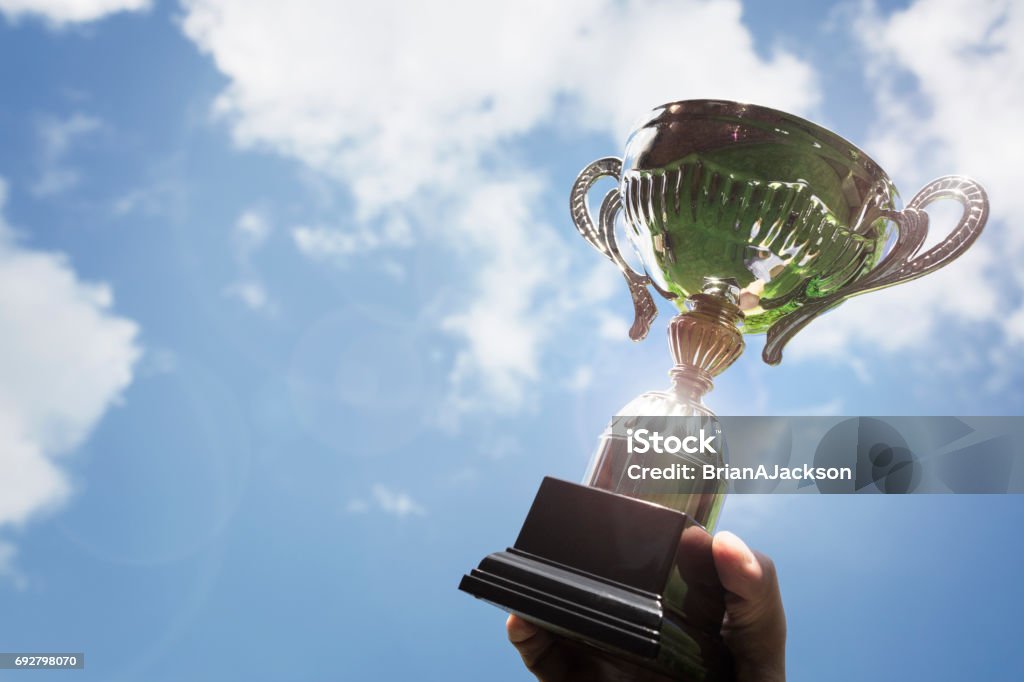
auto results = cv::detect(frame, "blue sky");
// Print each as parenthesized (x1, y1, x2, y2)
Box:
(0, 0, 1022, 680)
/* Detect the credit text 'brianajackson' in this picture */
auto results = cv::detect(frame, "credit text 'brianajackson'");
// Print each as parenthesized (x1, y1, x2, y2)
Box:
(625, 463, 853, 481)
(704, 464, 852, 481)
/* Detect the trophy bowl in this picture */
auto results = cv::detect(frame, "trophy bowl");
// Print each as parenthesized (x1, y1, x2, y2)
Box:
(571, 99, 988, 363)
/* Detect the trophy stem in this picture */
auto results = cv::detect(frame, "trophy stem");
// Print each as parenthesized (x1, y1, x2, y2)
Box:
(668, 278, 746, 411)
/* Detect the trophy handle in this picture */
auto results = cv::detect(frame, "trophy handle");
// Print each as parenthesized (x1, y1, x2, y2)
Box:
(570, 157, 658, 341)
(763, 175, 989, 365)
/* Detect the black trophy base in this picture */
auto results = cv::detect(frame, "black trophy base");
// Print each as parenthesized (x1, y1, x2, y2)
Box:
(459, 477, 732, 681)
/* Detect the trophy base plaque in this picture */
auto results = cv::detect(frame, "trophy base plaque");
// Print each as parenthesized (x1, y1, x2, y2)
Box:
(459, 477, 732, 681)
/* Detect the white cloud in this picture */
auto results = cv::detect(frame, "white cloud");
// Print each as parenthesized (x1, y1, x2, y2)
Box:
(440, 178, 576, 414)
(179, 0, 820, 413)
(0, 178, 140, 531)
(181, 0, 818, 214)
(223, 279, 272, 312)
(0, 0, 149, 25)
(348, 484, 425, 518)
(790, 0, 1022, 369)
(1008, 307, 1024, 345)
(291, 217, 411, 265)
(32, 113, 101, 197)
(111, 181, 182, 217)
(37, 113, 100, 159)
(566, 366, 594, 392)
(232, 209, 271, 253)
(858, 0, 1021, 229)
(597, 311, 630, 342)
(371, 484, 425, 517)
(0, 541, 27, 590)
(225, 209, 277, 313)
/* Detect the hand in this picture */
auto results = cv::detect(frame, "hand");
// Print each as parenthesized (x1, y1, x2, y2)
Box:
(506, 530, 786, 681)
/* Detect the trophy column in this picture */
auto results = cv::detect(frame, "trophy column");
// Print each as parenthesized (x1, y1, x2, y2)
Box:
(666, 279, 746, 415)
(584, 278, 745, 530)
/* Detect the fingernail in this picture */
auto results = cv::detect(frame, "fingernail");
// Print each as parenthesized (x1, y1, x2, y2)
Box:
(508, 616, 538, 639)
(720, 530, 756, 566)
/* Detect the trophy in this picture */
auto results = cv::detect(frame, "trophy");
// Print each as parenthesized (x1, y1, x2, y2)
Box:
(459, 100, 988, 680)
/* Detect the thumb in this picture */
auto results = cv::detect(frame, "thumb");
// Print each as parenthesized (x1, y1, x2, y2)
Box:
(712, 531, 786, 682)
(506, 615, 569, 682)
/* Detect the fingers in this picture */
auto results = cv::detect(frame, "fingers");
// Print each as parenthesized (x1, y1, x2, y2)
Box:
(713, 531, 771, 603)
(712, 531, 787, 682)
(506, 615, 569, 682)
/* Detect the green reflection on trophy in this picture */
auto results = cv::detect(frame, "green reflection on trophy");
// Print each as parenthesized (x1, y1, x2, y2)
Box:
(572, 99, 988, 370)
(572, 99, 988, 527)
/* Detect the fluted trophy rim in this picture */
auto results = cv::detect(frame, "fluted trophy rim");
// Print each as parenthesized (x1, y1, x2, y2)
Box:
(624, 98, 889, 185)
